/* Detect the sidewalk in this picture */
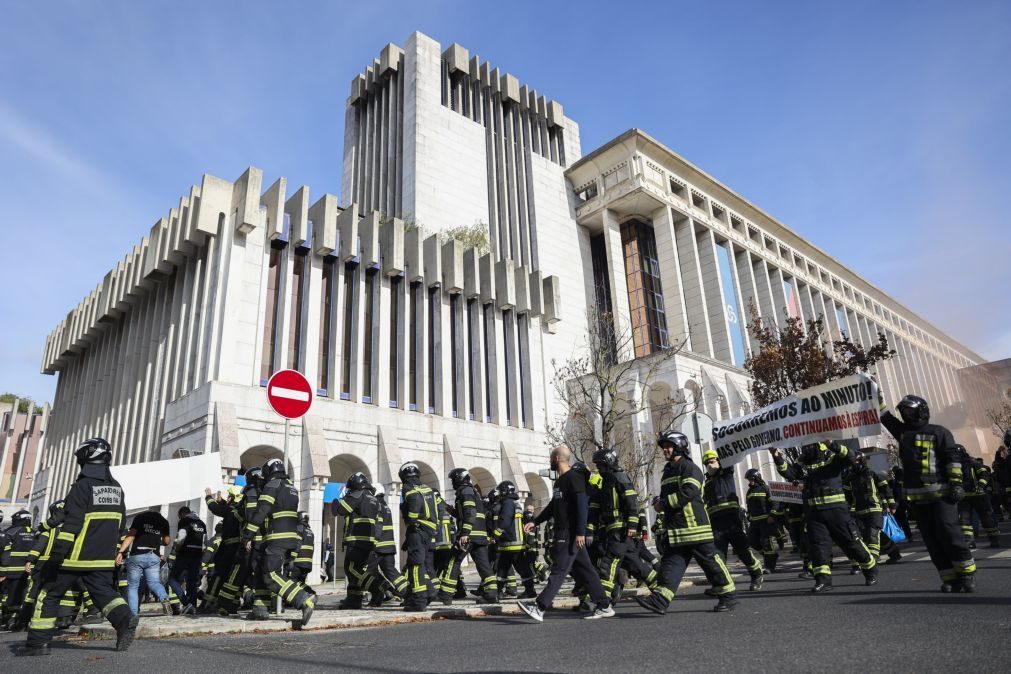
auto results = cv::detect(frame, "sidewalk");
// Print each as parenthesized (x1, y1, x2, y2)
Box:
(77, 585, 672, 640)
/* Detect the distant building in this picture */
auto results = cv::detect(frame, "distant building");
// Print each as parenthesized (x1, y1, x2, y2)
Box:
(0, 399, 49, 518)
(958, 358, 1011, 461)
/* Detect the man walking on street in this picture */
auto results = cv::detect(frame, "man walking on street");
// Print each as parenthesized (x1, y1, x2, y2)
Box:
(118, 506, 172, 616)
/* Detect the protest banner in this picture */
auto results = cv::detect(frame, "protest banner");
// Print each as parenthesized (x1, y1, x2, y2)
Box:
(111, 451, 223, 511)
(767, 481, 804, 504)
(711, 373, 880, 467)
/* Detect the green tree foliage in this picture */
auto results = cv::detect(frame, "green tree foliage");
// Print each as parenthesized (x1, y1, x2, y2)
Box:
(0, 393, 42, 414)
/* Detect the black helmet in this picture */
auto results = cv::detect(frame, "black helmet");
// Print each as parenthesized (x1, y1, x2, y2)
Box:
(262, 457, 286, 480)
(449, 467, 472, 488)
(745, 468, 763, 484)
(497, 481, 517, 498)
(657, 430, 690, 455)
(214, 522, 223, 534)
(244, 466, 263, 488)
(298, 511, 309, 525)
(399, 462, 421, 482)
(896, 395, 930, 427)
(592, 448, 619, 472)
(75, 437, 112, 465)
(953, 444, 968, 460)
(486, 488, 499, 503)
(11, 509, 31, 527)
(1003, 429, 1011, 448)
(49, 499, 65, 516)
(347, 471, 371, 492)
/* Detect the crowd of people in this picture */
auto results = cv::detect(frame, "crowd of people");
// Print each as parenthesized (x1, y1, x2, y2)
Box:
(1, 392, 1008, 654)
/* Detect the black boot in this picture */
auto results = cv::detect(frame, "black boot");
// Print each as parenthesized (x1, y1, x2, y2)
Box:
(338, 595, 364, 610)
(15, 643, 50, 657)
(812, 575, 833, 593)
(714, 593, 739, 612)
(989, 536, 1000, 549)
(749, 571, 764, 591)
(864, 567, 879, 587)
(368, 592, 385, 607)
(116, 615, 140, 652)
(960, 575, 977, 593)
(435, 591, 454, 606)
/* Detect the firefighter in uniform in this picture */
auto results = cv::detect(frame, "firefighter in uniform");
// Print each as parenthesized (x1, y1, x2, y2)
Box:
(771, 442, 878, 593)
(745, 468, 779, 573)
(702, 450, 764, 591)
(17, 438, 138, 657)
(1, 510, 35, 628)
(589, 448, 657, 603)
(399, 462, 438, 611)
(241, 458, 314, 626)
(490, 481, 538, 599)
(369, 484, 408, 604)
(201, 486, 244, 612)
(292, 512, 315, 585)
(881, 395, 977, 592)
(636, 431, 739, 614)
(15, 501, 67, 631)
(331, 472, 380, 610)
(432, 490, 455, 591)
(956, 447, 1000, 549)
(217, 466, 264, 615)
(438, 468, 498, 604)
(843, 451, 902, 570)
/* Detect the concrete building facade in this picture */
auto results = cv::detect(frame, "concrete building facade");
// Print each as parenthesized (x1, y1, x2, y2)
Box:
(0, 399, 49, 516)
(36, 32, 989, 579)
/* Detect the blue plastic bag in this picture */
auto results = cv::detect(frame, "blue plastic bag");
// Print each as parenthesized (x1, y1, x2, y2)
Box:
(883, 513, 907, 544)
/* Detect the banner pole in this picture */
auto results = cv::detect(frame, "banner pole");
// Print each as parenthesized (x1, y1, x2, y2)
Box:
(276, 416, 290, 617)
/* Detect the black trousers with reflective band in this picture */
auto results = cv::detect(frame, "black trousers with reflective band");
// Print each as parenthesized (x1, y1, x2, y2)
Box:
(806, 506, 873, 578)
(652, 541, 735, 607)
(913, 500, 976, 582)
(27, 568, 133, 646)
(403, 530, 434, 607)
(252, 542, 312, 610)
(439, 542, 496, 594)
(712, 514, 762, 574)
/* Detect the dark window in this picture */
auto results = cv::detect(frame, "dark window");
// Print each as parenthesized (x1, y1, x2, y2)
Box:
(318, 256, 337, 394)
(341, 261, 358, 399)
(517, 313, 530, 427)
(590, 234, 616, 362)
(450, 294, 460, 417)
(427, 287, 438, 413)
(483, 303, 493, 422)
(260, 246, 284, 384)
(389, 276, 401, 406)
(467, 299, 478, 420)
(362, 270, 376, 403)
(503, 309, 514, 425)
(288, 251, 307, 370)
(409, 282, 420, 410)
(621, 220, 669, 357)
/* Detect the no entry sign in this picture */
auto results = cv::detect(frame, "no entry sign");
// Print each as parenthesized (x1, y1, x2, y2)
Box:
(266, 369, 313, 419)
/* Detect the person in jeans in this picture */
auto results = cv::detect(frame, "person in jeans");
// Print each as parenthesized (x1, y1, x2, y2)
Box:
(517, 446, 614, 622)
(168, 506, 206, 614)
(118, 506, 172, 615)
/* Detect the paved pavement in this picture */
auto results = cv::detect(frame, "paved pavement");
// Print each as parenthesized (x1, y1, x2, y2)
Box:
(5, 530, 1011, 672)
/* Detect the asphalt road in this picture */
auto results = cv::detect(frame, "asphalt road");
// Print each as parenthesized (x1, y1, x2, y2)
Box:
(5, 530, 1011, 673)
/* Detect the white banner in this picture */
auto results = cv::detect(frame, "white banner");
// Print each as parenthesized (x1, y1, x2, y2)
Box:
(111, 452, 223, 511)
(767, 481, 804, 504)
(712, 374, 881, 467)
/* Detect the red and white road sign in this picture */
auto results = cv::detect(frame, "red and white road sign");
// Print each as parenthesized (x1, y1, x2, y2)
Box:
(266, 369, 313, 419)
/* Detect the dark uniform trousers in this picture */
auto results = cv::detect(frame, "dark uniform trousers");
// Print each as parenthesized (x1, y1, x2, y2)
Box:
(806, 506, 873, 579)
(852, 512, 897, 562)
(595, 533, 656, 598)
(27, 569, 132, 646)
(654, 542, 735, 610)
(711, 514, 762, 576)
(344, 547, 377, 598)
(368, 552, 408, 596)
(440, 543, 497, 597)
(747, 521, 779, 568)
(913, 501, 976, 582)
(958, 497, 999, 545)
(1, 575, 30, 620)
(204, 543, 240, 605)
(251, 541, 313, 611)
(217, 545, 257, 613)
(403, 530, 434, 608)
(495, 548, 536, 593)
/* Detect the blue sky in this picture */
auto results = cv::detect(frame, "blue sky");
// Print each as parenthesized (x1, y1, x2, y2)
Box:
(2, 1, 1009, 405)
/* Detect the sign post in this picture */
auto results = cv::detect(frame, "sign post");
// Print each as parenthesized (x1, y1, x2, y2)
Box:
(265, 369, 313, 615)
(680, 412, 714, 464)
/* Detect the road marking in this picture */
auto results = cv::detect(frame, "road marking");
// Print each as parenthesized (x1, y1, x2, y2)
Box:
(986, 548, 1011, 559)
(908, 553, 932, 562)
(271, 386, 310, 402)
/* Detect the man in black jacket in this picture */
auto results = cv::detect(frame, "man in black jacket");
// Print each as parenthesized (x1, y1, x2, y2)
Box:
(169, 506, 206, 614)
(17, 438, 138, 657)
(437, 468, 498, 605)
(517, 447, 614, 622)
(398, 463, 438, 612)
(331, 472, 380, 610)
(702, 451, 763, 591)
(200, 486, 244, 612)
(1, 509, 35, 629)
(880, 394, 976, 592)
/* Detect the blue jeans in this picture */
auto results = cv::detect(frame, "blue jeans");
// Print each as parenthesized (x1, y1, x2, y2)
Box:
(126, 551, 168, 614)
(169, 556, 202, 607)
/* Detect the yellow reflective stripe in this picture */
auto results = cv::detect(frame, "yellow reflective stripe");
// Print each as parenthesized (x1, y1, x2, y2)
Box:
(273, 510, 298, 517)
(57, 531, 75, 542)
(101, 596, 127, 616)
(259, 494, 276, 504)
(62, 559, 117, 569)
(70, 512, 122, 561)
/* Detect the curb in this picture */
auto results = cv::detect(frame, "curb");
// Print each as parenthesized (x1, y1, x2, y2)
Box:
(78, 585, 684, 641)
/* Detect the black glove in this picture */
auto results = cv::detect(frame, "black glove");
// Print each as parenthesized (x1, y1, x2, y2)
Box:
(945, 485, 965, 504)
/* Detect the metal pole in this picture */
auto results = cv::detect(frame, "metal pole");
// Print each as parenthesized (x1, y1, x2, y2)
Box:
(276, 417, 290, 616)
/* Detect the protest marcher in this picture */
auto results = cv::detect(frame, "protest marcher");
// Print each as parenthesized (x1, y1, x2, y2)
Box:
(169, 506, 206, 614)
(702, 450, 764, 591)
(118, 505, 172, 615)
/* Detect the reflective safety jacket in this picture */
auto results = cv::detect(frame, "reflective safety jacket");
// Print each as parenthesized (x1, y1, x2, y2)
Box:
(52, 466, 127, 570)
(659, 457, 714, 547)
(493, 493, 525, 552)
(375, 498, 397, 553)
(451, 484, 487, 544)
(242, 477, 301, 547)
(0, 523, 35, 577)
(401, 481, 438, 535)
(332, 488, 379, 550)
(746, 483, 775, 521)
(844, 468, 894, 516)
(205, 494, 243, 546)
(973, 464, 994, 497)
(242, 483, 263, 545)
(703, 468, 743, 522)
(589, 469, 640, 535)
(201, 532, 221, 573)
(434, 492, 454, 550)
(28, 503, 67, 567)
(880, 412, 962, 503)
(775, 442, 852, 510)
(294, 523, 314, 569)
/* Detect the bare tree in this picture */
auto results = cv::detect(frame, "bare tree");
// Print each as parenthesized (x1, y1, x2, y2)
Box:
(546, 308, 692, 506)
(987, 402, 1011, 441)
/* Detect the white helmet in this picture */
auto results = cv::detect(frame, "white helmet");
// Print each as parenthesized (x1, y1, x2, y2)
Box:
(373, 483, 386, 499)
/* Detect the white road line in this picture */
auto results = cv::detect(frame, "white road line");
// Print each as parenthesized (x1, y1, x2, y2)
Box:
(271, 386, 310, 402)
(986, 548, 1011, 559)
